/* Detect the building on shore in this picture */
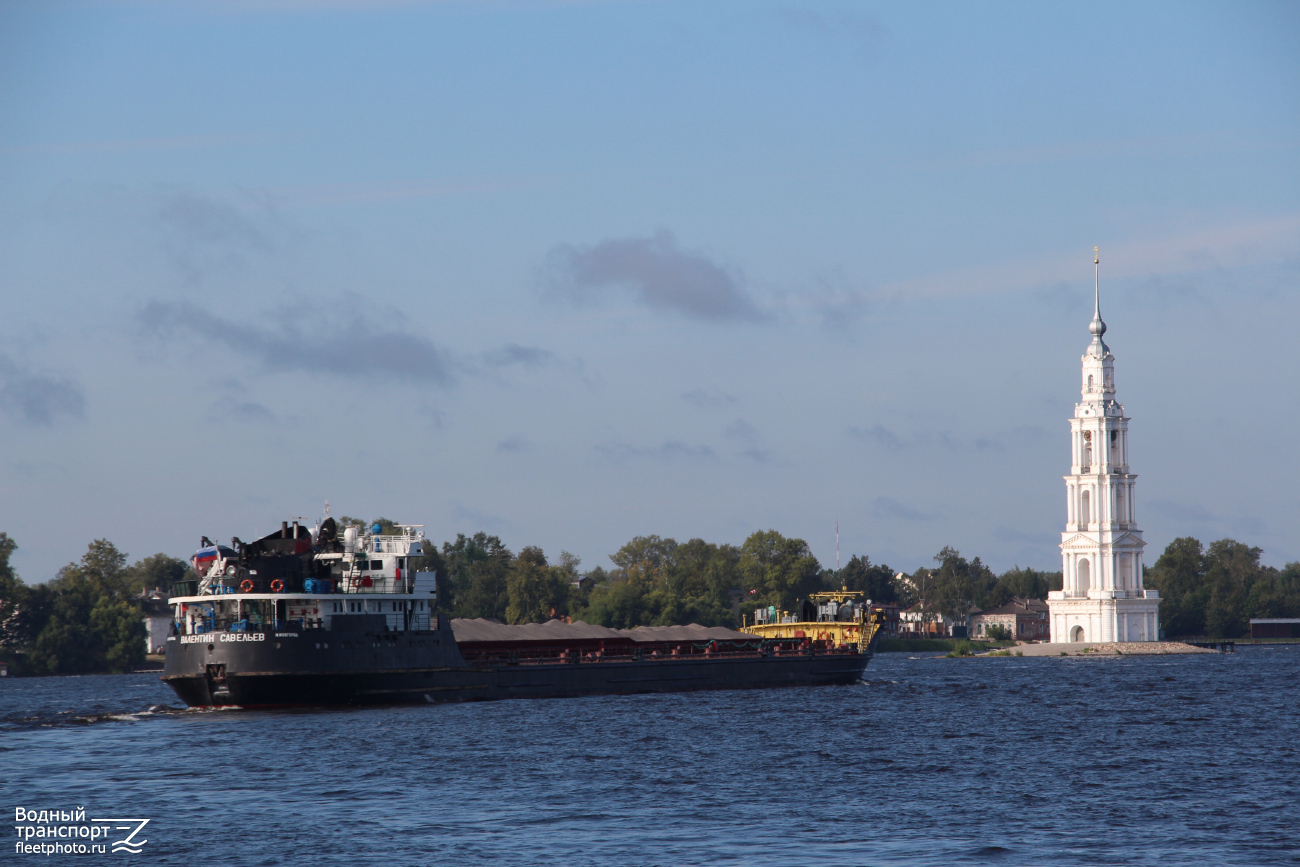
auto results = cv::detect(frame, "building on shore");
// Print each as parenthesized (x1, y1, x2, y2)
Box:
(140, 590, 172, 655)
(898, 604, 965, 638)
(1249, 619, 1300, 639)
(971, 598, 1050, 641)
(1047, 251, 1160, 643)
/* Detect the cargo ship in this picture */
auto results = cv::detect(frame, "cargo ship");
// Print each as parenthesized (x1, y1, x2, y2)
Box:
(162, 518, 882, 708)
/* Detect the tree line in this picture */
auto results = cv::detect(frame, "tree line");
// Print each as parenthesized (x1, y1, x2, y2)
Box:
(1145, 537, 1300, 638)
(0, 533, 186, 675)
(2, 525, 1296, 675)
(415, 529, 1065, 631)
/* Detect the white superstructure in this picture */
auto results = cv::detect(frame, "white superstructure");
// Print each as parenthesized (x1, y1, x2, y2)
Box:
(1047, 251, 1160, 643)
(175, 519, 438, 637)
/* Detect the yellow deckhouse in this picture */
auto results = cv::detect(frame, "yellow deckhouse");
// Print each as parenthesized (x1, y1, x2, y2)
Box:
(740, 589, 884, 652)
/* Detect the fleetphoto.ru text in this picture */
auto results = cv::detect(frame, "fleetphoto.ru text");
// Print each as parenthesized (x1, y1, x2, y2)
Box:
(14, 808, 150, 856)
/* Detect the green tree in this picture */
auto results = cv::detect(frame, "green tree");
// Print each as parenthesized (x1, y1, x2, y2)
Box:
(665, 538, 711, 599)
(738, 530, 821, 612)
(0, 533, 15, 585)
(1146, 537, 1207, 637)
(0, 533, 37, 658)
(991, 567, 1061, 605)
(80, 538, 130, 595)
(832, 555, 897, 604)
(506, 546, 570, 624)
(432, 532, 494, 614)
(611, 535, 679, 574)
(570, 535, 736, 629)
(91, 597, 146, 672)
(557, 551, 582, 579)
(1145, 537, 1299, 638)
(124, 553, 189, 594)
(1246, 560, 1300, 619)
(573, 578, 647, 629)
(443, 533, 514, 621)
(1202, 540, 1263, 638)
(458, 559, 512, 620)
(663, 538, 740, 618)
(930, 546, 996, 623)
(25, 540, 144, 674)
(702, 543, 742, 612)
(568, 565, 608, 614)
(895, 567, 936, 611)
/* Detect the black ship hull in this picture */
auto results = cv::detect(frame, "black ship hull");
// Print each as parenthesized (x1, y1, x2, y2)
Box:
(161, 624, 871, 708)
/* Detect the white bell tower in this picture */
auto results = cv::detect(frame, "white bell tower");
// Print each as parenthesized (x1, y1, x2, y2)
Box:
(1047, 249, 1160, 643)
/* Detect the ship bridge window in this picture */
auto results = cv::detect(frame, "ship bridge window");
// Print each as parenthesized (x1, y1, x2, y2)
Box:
(370, 560, 383, 571)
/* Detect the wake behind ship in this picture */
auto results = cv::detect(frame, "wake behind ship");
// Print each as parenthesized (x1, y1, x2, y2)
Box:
(163, 518, 881, 708)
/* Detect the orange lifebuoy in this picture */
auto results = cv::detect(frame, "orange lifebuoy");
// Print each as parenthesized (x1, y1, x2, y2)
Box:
(270, 579, 284, 593)
(239, 579, 254, 593)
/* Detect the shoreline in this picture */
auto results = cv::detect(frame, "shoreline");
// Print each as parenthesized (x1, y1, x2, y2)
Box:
(974, 641, 1216, 657)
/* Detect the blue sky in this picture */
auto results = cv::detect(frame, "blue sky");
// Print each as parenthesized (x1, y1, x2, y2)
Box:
(1, 0, 1297, 583)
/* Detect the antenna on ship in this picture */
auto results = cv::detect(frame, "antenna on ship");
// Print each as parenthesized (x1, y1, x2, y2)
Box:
(836, 518, 840, 572)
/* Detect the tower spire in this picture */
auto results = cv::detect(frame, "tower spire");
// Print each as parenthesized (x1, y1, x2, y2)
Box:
(1093, 246, 1100, 318)
(1087, 246, 1108, 356)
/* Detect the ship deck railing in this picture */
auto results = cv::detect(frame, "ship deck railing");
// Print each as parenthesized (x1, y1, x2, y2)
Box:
(368, 534, 425, 555)
(182, 612, 434, 635)
(192, 579, 420, 596)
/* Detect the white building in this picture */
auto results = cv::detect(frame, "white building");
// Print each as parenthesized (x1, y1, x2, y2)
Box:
(141, 592, 172, 655)
(1047, 251, 1160, 643)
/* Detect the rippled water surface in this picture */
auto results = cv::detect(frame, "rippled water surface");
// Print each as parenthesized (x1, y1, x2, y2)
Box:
(2, 647, 1297, 866)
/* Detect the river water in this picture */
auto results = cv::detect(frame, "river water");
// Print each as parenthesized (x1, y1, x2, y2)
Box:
(2, 647, 1296, 866)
